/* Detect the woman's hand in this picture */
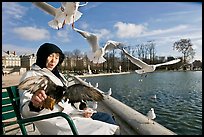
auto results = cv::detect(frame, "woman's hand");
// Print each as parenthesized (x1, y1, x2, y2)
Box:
(31, 90, 47, 108)
(83, 108, 94, 118)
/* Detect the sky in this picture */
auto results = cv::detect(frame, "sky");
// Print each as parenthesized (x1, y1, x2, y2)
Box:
(2, 2, 202, 62)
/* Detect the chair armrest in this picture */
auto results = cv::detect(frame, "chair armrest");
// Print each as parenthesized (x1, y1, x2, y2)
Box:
(19, 112, 78, 135)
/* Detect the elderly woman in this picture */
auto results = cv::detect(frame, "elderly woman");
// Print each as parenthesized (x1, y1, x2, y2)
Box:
(19, 43, 119, 135)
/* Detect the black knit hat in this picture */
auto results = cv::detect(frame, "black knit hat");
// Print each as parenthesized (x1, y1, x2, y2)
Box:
(36, 43, 65, 69)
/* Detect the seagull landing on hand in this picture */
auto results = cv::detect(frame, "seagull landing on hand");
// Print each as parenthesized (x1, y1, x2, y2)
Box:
(18, 75, 104, 111)
(147, 108, 156, 124)
(73, 27, 125, 64)
(122, 48, 181, 74)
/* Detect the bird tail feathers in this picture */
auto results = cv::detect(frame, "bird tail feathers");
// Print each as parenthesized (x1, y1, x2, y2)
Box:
(18, 76, 48, 93)
(87, 52, 106, 64)
(48, 20, 63, 29)
(135, 69, 146, 74)
(93, 57, 106, 64)
(66, 11, 82, 24)
(73, 11, 82, 22)
(87, 52, 95, 62)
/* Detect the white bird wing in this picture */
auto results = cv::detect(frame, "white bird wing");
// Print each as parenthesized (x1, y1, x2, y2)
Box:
(47, 7, 66, 29)
(103, 40, 124, 53)
(73, 11, 83, 22)
(64, 84, 104, 103)
(62, 2, 79, 11)
(107, 88, 112, 96)
(122, 48, 149, 69)
(154, 59, 181, 67)
(18, 75, 49, 94)
(73, 27, 100, 52)
(32, 2, 56, 16)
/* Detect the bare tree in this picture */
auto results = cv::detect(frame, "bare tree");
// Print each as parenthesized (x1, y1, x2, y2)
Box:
(72, 49, 83, 72)
(147, 40, 156, 64)
(139, 43, 146, 59)
(173, 38, 195, 69)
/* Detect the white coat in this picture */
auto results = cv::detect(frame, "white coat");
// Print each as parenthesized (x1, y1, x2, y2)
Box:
(19, 64, 119, 135)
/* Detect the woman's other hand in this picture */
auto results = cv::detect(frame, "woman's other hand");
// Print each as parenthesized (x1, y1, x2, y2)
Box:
(83, 108, 94, 118)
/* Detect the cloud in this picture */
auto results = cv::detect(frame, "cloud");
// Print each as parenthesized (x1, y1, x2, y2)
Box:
(56, 29, 70, 42)
(93, 28, 113, 40)
(13, 26, 50, 41)
(114, 22, 147, 38)
(141, 25, 188, 37)
(162, 10, 201, 17)
(113, 21, 202, 61)
(83, 2, 103, 10)
(191, 39, 202, 61)
(2, 2, 27, 20)
(2, 2, 28, 29)
(113, 22, 189, 40)
(80, 22, 89, 30)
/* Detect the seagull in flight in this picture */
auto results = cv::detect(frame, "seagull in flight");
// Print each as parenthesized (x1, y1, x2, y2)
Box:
(122, 48, 181, 74)
(73, 27, 124, 64)
(32, 2, 88, 30)
(61, 2, 88, 29)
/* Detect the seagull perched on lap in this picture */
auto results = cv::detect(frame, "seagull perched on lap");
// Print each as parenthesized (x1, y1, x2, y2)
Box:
(73, 27, 124, 64)
(121, 48, 181, 74)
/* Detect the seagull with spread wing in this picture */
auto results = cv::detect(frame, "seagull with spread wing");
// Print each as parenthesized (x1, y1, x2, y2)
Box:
(32, 2, 88, 30)
(18, 75, 104, 111)
(122, 48, 181, 74)
(73, 27, 124, 64)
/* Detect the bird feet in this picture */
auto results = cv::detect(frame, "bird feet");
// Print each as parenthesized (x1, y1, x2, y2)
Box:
(72, 23, 75, 29)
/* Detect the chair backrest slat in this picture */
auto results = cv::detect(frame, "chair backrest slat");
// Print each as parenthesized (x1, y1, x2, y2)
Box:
(2, 105, 15, 113)
(2, 88, 18, 121)
(2, 91, 10, 98)
(2, 86, 22, 134)
(2, 110, 17, 120)
(5, 86, 22, 119)
(2, 97, 12, 105)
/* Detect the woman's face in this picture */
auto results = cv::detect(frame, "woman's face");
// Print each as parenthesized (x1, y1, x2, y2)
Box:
(46, 53, 60, 71)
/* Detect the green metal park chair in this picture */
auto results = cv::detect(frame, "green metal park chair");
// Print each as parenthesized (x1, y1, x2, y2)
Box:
(2, 85, 79, 135)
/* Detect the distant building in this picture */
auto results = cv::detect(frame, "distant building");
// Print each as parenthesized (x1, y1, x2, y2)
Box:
(20, 54, 36, 71)
(2, 51, 21, 68)
(61, 57, 87, 72)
